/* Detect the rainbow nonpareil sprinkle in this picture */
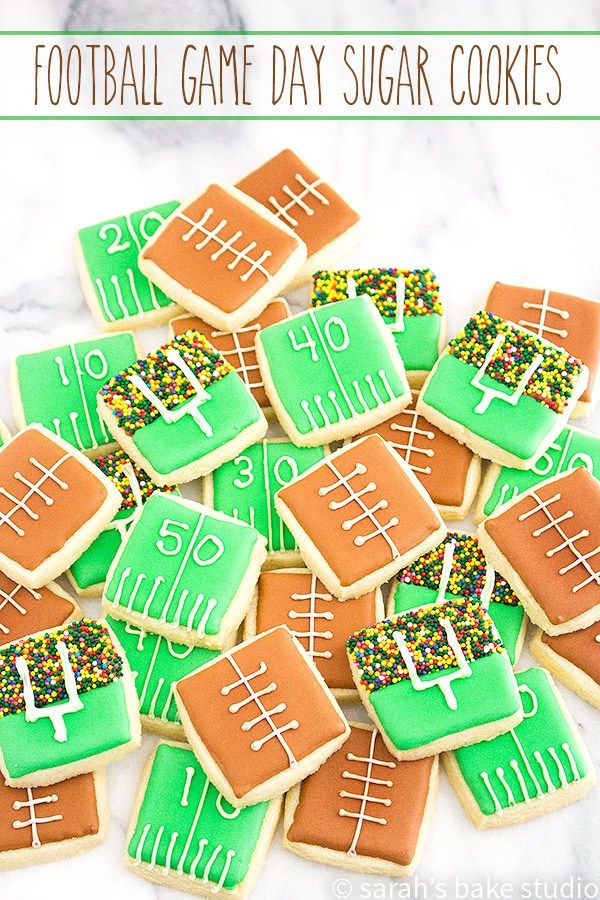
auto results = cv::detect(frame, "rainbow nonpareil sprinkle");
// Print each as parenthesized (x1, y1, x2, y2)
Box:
(311, 268, 441, 319)
(93, 449, 177, 511)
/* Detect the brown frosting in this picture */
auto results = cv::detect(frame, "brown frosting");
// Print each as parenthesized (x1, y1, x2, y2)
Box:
(277, 434, 442, 588)
(256, 570, 379, 691)
(360, 390, 475, 508)
(485, 467, 600, 625)
(176, 626, 347, 798)
(0, 429, 108, 570)
(542, 624, 600, 685)
(0, 573, 76, 644)
(141, 183, 300, 313)
(171, 299, 289, 408)
(236, 148, 360, 257)
(287, 724, 434, 864)
(0, 772, 99, 852)
(486, 282, 600, 405)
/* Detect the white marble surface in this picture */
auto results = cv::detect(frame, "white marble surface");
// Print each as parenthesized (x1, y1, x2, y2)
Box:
(3, 2, 600, 899)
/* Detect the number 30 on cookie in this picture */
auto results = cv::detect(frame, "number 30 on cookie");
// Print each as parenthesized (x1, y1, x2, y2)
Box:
(155, 518, 224, 566)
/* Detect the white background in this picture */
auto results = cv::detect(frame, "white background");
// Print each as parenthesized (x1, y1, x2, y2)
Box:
(1, 1, 600, 899)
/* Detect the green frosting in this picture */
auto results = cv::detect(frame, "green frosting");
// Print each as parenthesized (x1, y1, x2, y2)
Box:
(107, 616, 219, 725)
(15, 334, 138, 454)
(483, 425, 600, 517)
(78, 200, 180, 323)
(104, 493, 260, 640)
(210, 441, 325, 552)
(384, 312, 442, 371)
(259, 296, 408, 436)
(70, 511, 129, 591)
(127, 743, 270, 889)
(454, 667, 589, 816)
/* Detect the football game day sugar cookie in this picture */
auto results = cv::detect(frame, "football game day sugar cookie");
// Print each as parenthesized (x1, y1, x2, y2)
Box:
(11, 333, 139, 457)
(125, 741, 282, 898)
(444, 667, 595, 828)
(174, 626, 350, 807)
(76, 200, 181, 330)
(531, 625, 600, 710)
(98, 330, 267, 485)
(0, 575, 80, 645)
(358, 390, 481, 520)
(103, 492, 266, 649)
(244, 569, 384, 699)
(388, 533, 527, 666)
(0, 770, 108, 870)
(284, 722, 438, 876)
(417, 311, 588, 469)
(479, 467, 600, 635)
(475, 423, 600, 522)
(68, 449, 178, 596)
(347, 602, 522, 760)
(138, 183, 306, 331)
(311, 268, 443, 386)
(486, 281, 600, 417)
(204, 439, 327, 564)
(236, 148, 361, 287)
(170, 298, 290, 417)
(0, 618, 140, 787)
(275, 434, 445, 600)
(0, 425, 121, 589)
(255, 294, 411, 446)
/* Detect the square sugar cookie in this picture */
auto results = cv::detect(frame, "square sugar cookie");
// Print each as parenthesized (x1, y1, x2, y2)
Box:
(244, 569, 384, 699)
(479, 467, 600, 635)
(138, 182, 306, 331)
(388, 532, 527, 666)
(236, 149, 361, 287)
(11, 333, 139, 457)
(125, 741, 282, 898)
(103, 492, 266, 649)
(284, 722, 438, 876)
(68, 449, 178, 597)
(97, 329, 267, 485)
(347, 602, 522, 760)
(311, 268, 443, 386)
(486, 281, 600, 417)
(275, 434, 445, 600)
(169, 298, 290, 416)
(0, 576, 80, 645)
(444, 667, 595, 828)
(417, 311, 588, 469)
(531, 625, 600, 710)
(204, 439, 327, 564)
(0, 425, 121, 589)
(76, 199, 181, 330)
(174, 626, 350, 807)
(0, 770, 108, 870)
(0, 617, 140, 787)
(358, 390, 481, 520)
(255, 295, 411, 446)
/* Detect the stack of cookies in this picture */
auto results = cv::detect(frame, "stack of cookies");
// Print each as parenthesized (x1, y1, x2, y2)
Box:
(1, 147, 599, 896)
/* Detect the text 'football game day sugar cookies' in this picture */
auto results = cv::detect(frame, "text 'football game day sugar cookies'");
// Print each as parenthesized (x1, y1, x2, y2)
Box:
(478, 466, 600, 636)
(244, 569, 384, 700)
(76, 199, 182, 330)
(169, 298, 291, 417)
(283, 722, 438, 877)
(0, 575, 80, 645)
(275, 434, 446, 599)
(444, 667, 595, 828)
(103, 492, 266, 649)
(311, 267, 444, 386)
(174, 626, 350, 808)
(97, 330, 268, 485)
(138, 182, 307, 331)
(485, 281, 600, 418)
(0, 425, 122, 589)
(347, 602, 523, 760)
(11, 333, 139, 457)
(125, 741, 282, 898)
(530, 623, 600, 710)
(417, 311, 588, 470)
(255, 294, 411, 446)
(0, 618, 140, 787)
(388, 532, 527, 666)
(236, 148, 362, 287)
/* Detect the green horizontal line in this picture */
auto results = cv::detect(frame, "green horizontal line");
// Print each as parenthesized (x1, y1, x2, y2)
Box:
(1, 116, 598, 121)
(2, 30, 600, 36)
